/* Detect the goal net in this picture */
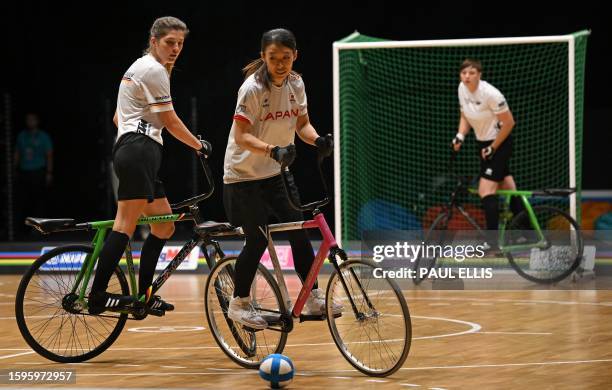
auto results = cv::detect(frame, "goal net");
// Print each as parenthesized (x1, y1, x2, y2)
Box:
(333, 31, 589, 246)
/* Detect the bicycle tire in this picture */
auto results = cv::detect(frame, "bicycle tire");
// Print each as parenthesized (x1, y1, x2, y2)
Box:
(204, 256, 288, 369)
(15, 245, 129, 362)
(504, 206, 583, 284)
(412, 212, 450, 285)
(326, 259, 411, 376)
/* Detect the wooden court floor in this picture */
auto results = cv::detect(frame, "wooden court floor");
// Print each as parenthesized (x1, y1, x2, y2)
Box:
(1, 273, 612, 389)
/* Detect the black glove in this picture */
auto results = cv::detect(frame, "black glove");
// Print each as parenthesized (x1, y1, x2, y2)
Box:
(270, 144, 296, 166)
(197, 139, 212, 158)
(482, 145, 495, 160)
(315, 134, 333, 157)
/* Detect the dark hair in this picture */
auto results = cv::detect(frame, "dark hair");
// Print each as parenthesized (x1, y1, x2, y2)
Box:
(243, 28, 298, 89)
(144, 16, 189, 75)
(460, 58, 482, 73)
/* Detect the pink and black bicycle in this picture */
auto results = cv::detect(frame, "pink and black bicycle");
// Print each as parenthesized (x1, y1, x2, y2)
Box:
(202, 152, 411, 377)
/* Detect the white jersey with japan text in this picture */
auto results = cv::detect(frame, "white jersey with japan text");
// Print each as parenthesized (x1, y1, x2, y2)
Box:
(116, 54, 174, 145)
(458, 80, 509, 141)
(223, 73, 308, 183)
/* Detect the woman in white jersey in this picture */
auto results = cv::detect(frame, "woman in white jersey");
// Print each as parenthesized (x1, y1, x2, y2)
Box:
(452, 58, 523, 248)
(223, 28, 338, 329)
(88, 16, 207, 314)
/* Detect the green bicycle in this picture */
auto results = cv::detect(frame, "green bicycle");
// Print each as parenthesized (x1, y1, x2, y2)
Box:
(14, 150, 238, 363)
(413, 161, 583, 285)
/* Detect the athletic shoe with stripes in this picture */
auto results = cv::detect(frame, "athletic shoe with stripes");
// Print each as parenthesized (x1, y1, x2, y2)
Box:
(143, 286, 174, 312)
(147, 295, 174, 312)
(88, 291, 135, 315)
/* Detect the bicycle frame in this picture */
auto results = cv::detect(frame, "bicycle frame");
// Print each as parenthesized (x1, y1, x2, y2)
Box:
(40, 149, 219, 312)
(461, 188, 548, 252)
(444, 151, 572, 253)
(65, 212, 228, 314)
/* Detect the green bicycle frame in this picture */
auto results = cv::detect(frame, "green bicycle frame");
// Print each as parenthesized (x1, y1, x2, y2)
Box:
(468, 188, 547, 252)
(69, 213, 191, 307)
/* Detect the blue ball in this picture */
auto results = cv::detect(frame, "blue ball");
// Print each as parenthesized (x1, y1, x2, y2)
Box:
(259, 354, 295, 389)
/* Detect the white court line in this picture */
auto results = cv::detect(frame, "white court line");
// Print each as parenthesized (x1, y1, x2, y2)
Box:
(0, 351, 35, 360)
(0, 314, 482, 359)
(400, 384, 421, 387)
(398, 359, 612, 371)
(299, 358, 612, 375)
(329, 376, 352, 379)
(75, 371, 258, 377)
(367, 379, 388, 383)
(478, 331, 552, 335)
(412, 316, 481, 340)
(32, 359, 612, 380)
(429, 387, 448, 390)
(470, 303, 494, 306)
(14, 362, 43, 365)
(0, 311, 206, 320)
(114, 364, 141, 367)
(409, 296, 612, 307)
(160, 365, 187, 369)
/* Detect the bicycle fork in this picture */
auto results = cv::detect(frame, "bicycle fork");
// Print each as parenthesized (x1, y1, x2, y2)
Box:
(328, 248, 375, 318)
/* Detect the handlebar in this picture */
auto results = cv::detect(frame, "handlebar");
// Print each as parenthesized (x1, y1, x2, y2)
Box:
(280, 148, 331, 213)
(170, 136, 215, 210)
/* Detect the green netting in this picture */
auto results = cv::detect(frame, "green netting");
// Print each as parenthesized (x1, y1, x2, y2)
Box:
(337, 31, 589, 244)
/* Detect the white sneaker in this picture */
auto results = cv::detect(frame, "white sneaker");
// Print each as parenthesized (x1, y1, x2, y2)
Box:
(227, 297, 268, 330)
(304, 288, 343, 316)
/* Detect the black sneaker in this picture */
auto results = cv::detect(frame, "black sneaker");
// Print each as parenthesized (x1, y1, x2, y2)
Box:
(88, 291, 135, 315)
(147, 295, 174, 312)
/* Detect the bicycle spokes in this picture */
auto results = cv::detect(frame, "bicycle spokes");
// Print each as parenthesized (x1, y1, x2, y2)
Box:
(326, 260, 411, 376)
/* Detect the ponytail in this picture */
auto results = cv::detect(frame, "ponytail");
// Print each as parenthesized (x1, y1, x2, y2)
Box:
(242, 58, 272, 88)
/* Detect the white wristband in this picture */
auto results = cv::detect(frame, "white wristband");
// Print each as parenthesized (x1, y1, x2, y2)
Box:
(455, 132, 465, 142)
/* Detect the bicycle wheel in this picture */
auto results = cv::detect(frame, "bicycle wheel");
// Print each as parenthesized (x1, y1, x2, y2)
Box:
(15, 245, 129, 362)
(504, 206, 583, 284)
(326, 259, 411, 376)
(413, 212, 450, 285)
(205, 256, 288, 369)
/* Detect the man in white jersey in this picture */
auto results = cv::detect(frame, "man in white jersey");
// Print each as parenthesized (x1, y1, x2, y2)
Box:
(452, 59, 523, 249)
(223, 28, 340, 330)
(88, 17, 208, 315)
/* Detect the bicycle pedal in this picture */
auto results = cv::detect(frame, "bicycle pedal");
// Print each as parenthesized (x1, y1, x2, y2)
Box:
(242, 326, 265, 332)
(299, 314, 326, 322)
(146, 308, 166, 317)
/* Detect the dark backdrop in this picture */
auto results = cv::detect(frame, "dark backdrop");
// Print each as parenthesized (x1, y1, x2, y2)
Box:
(4, 1, 611, 240)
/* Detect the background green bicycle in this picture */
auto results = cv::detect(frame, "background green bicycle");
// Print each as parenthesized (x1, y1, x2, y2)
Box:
(413, 164, 583, 285)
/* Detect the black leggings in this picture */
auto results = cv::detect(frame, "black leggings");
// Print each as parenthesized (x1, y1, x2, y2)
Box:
(223, 174, 316, 298)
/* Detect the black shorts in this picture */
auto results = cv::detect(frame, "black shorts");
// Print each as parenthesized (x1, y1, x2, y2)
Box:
(476, 135, 512, 182)
(112, 132, 165, 203)
(223, 174, 304, 229)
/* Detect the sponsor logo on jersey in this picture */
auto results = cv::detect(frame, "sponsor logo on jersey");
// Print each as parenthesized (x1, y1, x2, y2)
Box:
(137, 119, 152, 135)
(498, 101, 507, 107)
(289, 93, 296, 103)
(261, 109, 299, 121)
(485, 168, 493, 176)
(155, 95, 171, 101)
(262, 98, 270, 108)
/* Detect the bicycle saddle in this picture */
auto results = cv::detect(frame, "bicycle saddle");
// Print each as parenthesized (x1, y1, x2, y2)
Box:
(195, 221, 237, 235)
(25, 217, 76, 234)
(533, 188, 576, 197)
